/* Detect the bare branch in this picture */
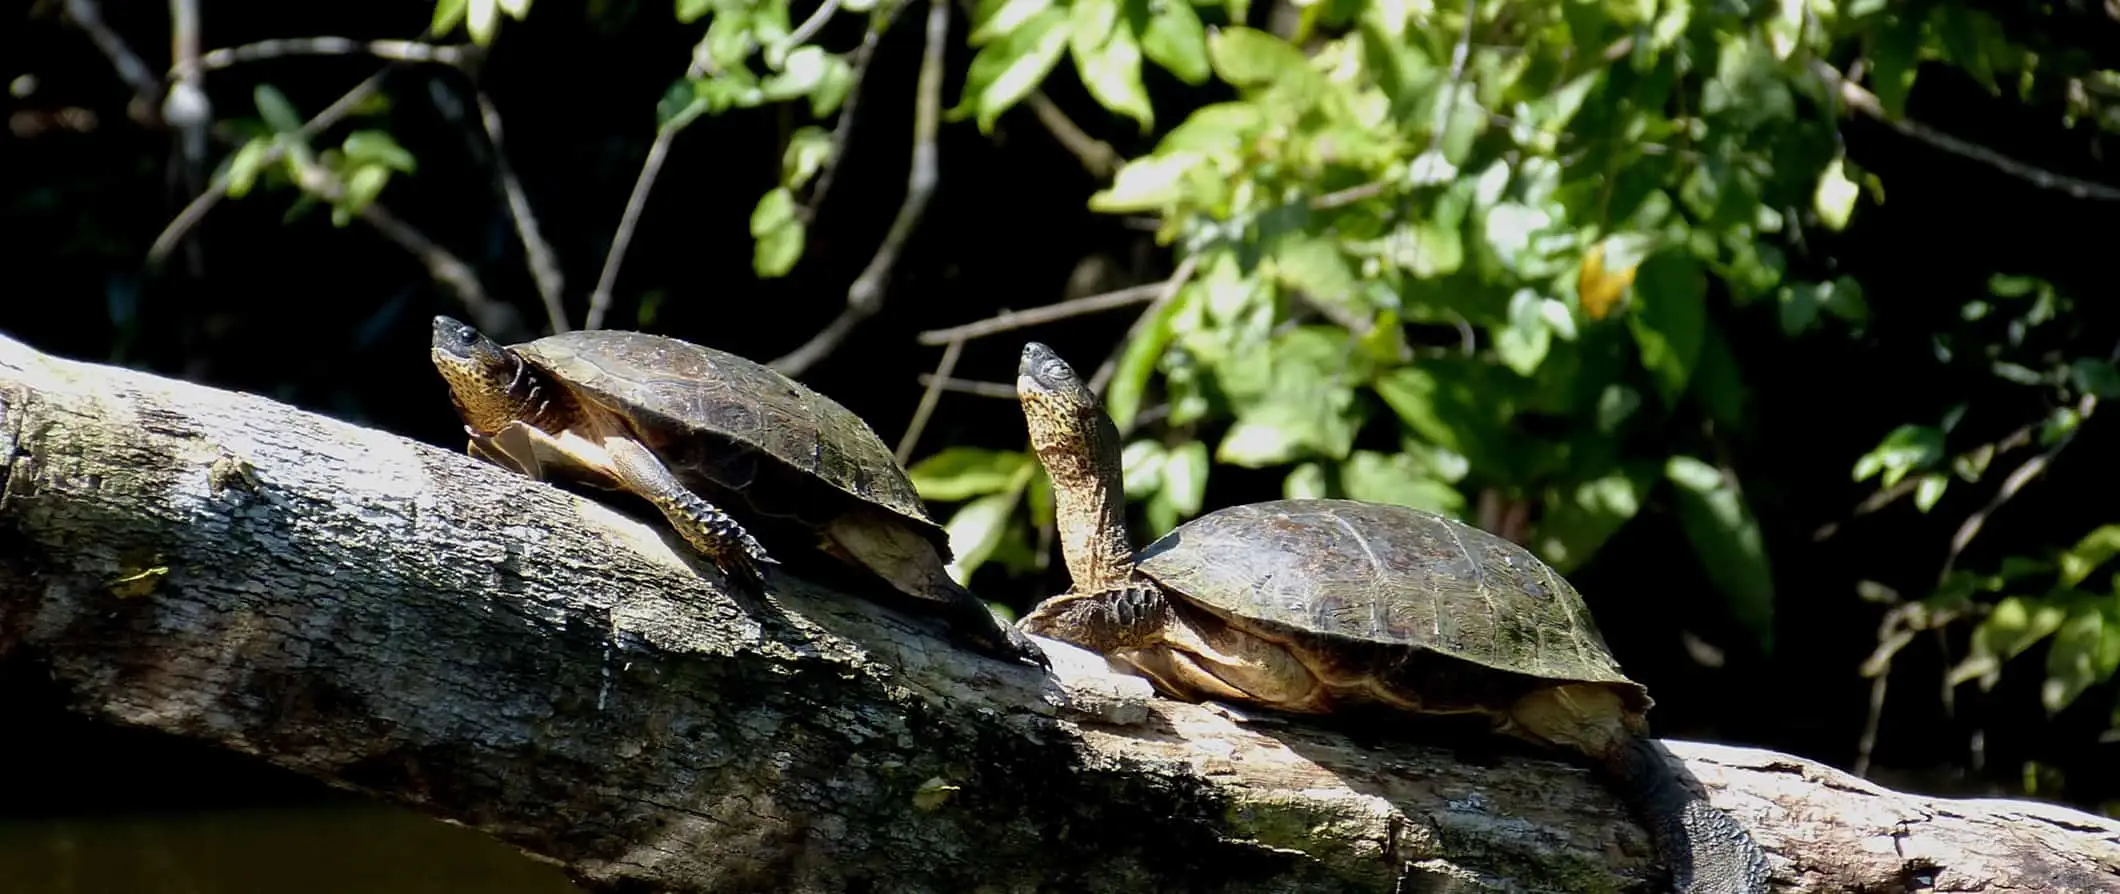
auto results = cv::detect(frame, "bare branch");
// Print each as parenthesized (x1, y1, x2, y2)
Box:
(1026, 92, 1121, 179)
(1088, 253, 1200, 397)
(785, 0, 845, 51)
(189, 36, 479, 72)
(895, 337, 963, 464)
(277, 151, 524, 339)
(914, 374, 1019, 399)
(771, 0, 949, 376)
(585, 99, 706, 331)
(466, 86, 570, 334)
(799, 4, 906, 224)
(1813, 60, 2120, 201)
(916, 280, 1170, 345)
(60, 0, 163, 124)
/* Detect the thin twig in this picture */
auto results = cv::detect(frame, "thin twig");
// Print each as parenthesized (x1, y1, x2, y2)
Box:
(785, 0, 845, 50)
(147, 73, 391, 268)
(1026, 92, 1121, 178)
(585, 99, 706, 330)
(914, 374, 1019, 399)
(1812, 60, 2120, 201)
(274, 147, 523, 339)
(1088, 253, 1200, 398)
(61, 0, 163, 123)
(1852, 343, 2116, 777)
(770, 0, 949, 376)
(190, 37, 477, 72)
(469, 85, 569, 333)
(165, 0, 210, 277)
(801, 3, 907, 223)
(896, 338, 963, 464)
(915, 280, 1171, 345)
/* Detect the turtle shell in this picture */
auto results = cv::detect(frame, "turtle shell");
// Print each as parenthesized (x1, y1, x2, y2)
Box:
(514, 329, 941, 540)
(1134, 498, 1641, 696)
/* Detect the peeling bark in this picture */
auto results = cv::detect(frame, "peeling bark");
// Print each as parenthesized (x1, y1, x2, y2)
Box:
(1, 333, 2115, 894)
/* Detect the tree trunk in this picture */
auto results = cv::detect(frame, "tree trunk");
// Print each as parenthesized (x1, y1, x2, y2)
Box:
(1, 333, 2114, 894)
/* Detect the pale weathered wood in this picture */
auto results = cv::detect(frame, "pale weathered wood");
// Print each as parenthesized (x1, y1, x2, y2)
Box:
(0, 332, 2115, 894)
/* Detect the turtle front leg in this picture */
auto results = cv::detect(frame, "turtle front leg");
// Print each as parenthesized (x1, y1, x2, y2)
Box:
(1018, 580, 1174, 653)
(602, 436, 778, 587)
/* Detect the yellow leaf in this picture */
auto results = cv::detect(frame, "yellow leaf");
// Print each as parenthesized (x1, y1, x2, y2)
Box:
(1578, 242, 1635, 320)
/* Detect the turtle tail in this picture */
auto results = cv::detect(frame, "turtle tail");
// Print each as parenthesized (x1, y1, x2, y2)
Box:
(1602, 735, 1770, 894)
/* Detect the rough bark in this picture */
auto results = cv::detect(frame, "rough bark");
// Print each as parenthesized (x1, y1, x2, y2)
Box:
(0, 333, 2115, 894)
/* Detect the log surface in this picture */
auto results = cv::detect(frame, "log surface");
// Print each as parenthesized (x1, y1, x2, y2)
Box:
(2, 333, 2116, 894)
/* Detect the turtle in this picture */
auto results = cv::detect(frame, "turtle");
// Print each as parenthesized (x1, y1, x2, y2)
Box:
(1010, 340, 1769, 894)
(425, 315, 1047, 669)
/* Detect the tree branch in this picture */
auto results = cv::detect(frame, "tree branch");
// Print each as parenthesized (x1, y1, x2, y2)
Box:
(771, 0, 949, 376)
(3, 335, 2117, 893)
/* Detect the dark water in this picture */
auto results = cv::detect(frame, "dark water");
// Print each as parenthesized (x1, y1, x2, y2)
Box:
(1, 688, 581, 894)
(0, 806, 581, 894)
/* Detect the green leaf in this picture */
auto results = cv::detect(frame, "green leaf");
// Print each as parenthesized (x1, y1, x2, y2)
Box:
(809, 54, 855, 117)
(1121, 440, 1167, 499)
(750, 186, 797, 236)
(1913, 472, 1949, 512)
(1159, 440, 1210, 516)
(342, 130, 417, 174)
(1384, 221, 1464, 279)
(1480, 202, 1554, 273)
(1139, 0, 1209, 84)
(1533, 464, 1658, 573)
(1206, 26, 1309, 88)
(970, 0, 1055, 44)
(2059, 525, 2120, 588)
(333, 165, 392, 227)
(1270, 232, 1357, 306)
(1338, 451, 1465, 517)
(1106, 282, 1189, 431)
(2070, 358, 2120, 399)
(1814, 156, 1859, 231)
(253, 85, 303, 134)
(908, 447, 1032, 502)
(433, 0, 471, 35)
(1494, 288, 1551, 376)
(1950, 595, 2069, 688)
(1088, 150, 1205, 213)
(1216, 392, 1360, 467)
(1070, 0, 1119, 53)
(749, 187, 804, 278)
(1071, 1, 1153, 130)
(1691, 323, 1749, 430)
(783, 126, 834, 190)
(1283, 462, 1329, 500)
(954, 7, 1072, 133)
(761, 46, 833, 102)
(943, 492, 1021, 584)
(675, 0, 712, 24)
(2043, 607, 2120, 714)
(1665, 456, 1776, 653)
(224, 138, 273, 198)
(1627, 252, 1707, 406)
(1852, 423, 1944, 487)
(467, 0, 502, 44)
(1157, 102, 1263, 155)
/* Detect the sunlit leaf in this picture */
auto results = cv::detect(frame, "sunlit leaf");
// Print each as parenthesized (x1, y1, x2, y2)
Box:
(943, 493, 1021, 584)
(1666, 456, 1775, 653)
(909, 447, 1032, 502)
(954, 7, 1072, 133)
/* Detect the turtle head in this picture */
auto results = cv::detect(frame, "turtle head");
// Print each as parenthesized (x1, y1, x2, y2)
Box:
(1016, 341, 1102, 452)
(429, 315, 536, 435)
(1017, 342, 1136, 593)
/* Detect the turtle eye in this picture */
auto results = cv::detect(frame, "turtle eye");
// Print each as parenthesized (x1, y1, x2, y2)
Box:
(1043, 359, 1073, 381)
(452, 324, 479, 347)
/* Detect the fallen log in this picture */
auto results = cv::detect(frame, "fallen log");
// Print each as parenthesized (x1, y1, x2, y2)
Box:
(1, 332, 2115, 894)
